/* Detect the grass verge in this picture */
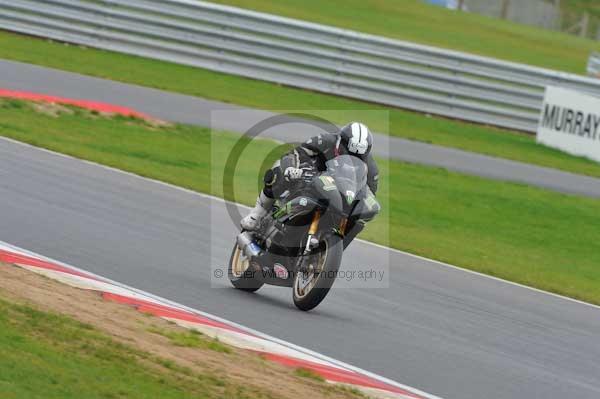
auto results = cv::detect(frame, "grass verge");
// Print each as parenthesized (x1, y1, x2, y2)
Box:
(0, 263, 365, 399)
(0, 99, 599, 304)
(0, 297, 235, 399)
(3, 30, 600, 178)
(210, 0, 599, 74)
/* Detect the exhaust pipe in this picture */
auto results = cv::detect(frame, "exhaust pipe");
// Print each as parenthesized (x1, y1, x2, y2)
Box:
(236, 231, 262, 258)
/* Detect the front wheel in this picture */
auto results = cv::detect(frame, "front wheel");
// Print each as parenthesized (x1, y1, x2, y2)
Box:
(293, 234, 343, 311)
(228, 244, 264, 292)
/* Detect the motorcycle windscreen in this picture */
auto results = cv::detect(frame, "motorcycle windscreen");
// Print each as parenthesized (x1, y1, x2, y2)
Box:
(324, 155, 368, 206)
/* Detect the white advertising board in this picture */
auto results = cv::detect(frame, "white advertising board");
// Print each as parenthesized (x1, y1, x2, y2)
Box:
(537, 86, 600, 163)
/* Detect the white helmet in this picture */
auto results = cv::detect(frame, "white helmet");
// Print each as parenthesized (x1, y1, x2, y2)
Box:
(340, 122, 373, 156)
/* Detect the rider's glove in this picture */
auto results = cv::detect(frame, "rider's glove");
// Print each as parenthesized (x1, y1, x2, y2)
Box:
(284, 167, 304, 181)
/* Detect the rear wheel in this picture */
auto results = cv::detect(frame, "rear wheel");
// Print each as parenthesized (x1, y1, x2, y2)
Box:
(228, 244, 264, 292)
(292, 234, 343, 311)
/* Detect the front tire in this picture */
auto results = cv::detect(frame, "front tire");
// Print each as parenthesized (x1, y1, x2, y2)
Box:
(228, 244, 264, 292)
(293, 234, 343, 311)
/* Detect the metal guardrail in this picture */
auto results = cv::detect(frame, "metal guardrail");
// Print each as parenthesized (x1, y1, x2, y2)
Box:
(2, 0, 600, 132)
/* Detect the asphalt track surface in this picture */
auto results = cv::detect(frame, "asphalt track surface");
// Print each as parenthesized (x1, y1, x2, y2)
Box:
(2, 59, 600, 198)
(2, 137, 600, 399)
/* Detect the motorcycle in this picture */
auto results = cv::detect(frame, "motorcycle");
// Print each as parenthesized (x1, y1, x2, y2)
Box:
(228, 154, 380, 311)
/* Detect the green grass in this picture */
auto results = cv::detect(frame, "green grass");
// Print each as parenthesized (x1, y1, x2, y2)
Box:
(1, 100, 599, 305)
(0, 296, 265, 399)
(3, 31, 600, 178)
(211, 0, 599, 74)
(147, 327, 232, 353)
(294, 368, 326, 382)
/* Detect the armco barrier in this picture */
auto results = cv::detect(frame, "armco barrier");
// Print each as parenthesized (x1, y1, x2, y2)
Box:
(1, 0, 600, 132)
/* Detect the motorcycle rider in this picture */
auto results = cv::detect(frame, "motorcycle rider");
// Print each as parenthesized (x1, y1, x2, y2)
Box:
(241, 122, 379, 248)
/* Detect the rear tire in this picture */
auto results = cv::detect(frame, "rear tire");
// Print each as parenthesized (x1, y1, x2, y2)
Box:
(228, 244, 264, 292)
(292, 234, 343, 311)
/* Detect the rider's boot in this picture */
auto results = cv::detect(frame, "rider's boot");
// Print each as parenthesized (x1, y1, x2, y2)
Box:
(241, 191, 274, 231)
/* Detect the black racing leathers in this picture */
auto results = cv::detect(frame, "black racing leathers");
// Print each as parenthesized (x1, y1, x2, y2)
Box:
(261, 133, 379, 249)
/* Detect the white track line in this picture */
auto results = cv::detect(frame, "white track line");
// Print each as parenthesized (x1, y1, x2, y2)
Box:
(2, 134, 599, 313)
(0, 239, 442, 399)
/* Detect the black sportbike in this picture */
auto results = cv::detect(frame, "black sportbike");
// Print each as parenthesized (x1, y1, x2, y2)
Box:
(229, 155, 380, 311)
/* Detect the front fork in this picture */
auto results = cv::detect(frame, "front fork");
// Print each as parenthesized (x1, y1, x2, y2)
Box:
(304, 210, 321, 254)
(303, 211, 347, 255)
(298, 212, 346, 282)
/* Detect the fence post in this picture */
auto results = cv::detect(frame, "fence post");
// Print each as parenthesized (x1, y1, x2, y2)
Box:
(500, 0, 510, 20)
(554, 0, 562, 30)
(581, 12, 589, 38)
